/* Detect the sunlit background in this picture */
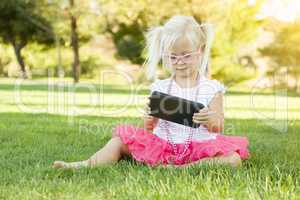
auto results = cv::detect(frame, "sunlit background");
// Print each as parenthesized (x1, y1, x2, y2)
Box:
(0, 0, 299, 90)
(258, 0, 300, 22)
(0, 1, 300, 199)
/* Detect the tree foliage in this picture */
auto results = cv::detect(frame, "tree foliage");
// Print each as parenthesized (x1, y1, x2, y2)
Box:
(0, 0, 54, 77)
(0, 0, 267, 84)
(260, 20, 300, 91)
(99, 0, 264, 83)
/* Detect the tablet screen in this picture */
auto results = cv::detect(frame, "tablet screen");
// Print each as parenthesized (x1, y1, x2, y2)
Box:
(149, 91, 205, 128)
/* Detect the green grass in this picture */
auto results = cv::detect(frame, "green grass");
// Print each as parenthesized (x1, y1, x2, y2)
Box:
(0, 78, 299, 200)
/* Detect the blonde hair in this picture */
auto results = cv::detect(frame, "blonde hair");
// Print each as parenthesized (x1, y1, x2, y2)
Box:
(143, 15, 215, 80)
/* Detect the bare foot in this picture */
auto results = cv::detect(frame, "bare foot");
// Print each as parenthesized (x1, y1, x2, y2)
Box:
(52, 161, 68, 169)
(218, 152, 242, 167)
(193, 152, 242, 167)
(52, 160, 89, 169)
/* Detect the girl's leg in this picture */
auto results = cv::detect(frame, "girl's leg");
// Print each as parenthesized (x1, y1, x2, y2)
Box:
(166, 152, 242, 168)
(53, 136, 130, 169)
(88, 136, 130, 166)
(198, 151, 242, 167)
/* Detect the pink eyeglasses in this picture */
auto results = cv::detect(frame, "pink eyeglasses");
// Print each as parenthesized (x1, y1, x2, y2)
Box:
(164, 50, 202, 65)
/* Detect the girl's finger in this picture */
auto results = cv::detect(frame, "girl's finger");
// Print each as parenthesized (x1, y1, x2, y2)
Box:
(197, 110, 214, 114)
(193, 118, 209, 124)
(194, 118, 209, 122)
(194, 112, 214, 117)
(146, 125, 153, 129)
(146, 106, 150, 111)
(193, 119, 208, 124)
(194, 111, 216, 117)
(145, 106, 151, 114)
(193, 114, 209, 120)
(198, 107, 209, 112)
(196, 109, 208, 115)
(193, 116, 210, 121)
(144, 112, 151, 118)
(193, 112, 207, 118)
(145, 114, 153, 119)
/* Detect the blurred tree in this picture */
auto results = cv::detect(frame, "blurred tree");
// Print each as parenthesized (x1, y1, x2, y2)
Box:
(98, 0, 264, 84)
(46, 0, 96, 82)
(211, 0, 265, 84)
(0, 0, 54, 78)
(0, 0, 265, 83)
(260, 20, 300, 92)
(69, 0, 80, 83)
(0, 58, 3, 75)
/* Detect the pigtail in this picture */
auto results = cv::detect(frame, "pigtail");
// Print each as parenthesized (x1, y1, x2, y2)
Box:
(143, 26, 164, 81)
(198, 23, 215, 76)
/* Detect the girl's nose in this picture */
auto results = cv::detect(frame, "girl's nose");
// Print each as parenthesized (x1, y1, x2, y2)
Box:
(177, 58, 184, 65)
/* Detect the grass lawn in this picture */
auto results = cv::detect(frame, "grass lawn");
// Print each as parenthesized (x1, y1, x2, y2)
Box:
(0, 78, 299, 200)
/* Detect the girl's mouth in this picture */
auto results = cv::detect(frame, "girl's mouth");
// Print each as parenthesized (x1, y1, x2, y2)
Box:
(176, 66, 188, 70)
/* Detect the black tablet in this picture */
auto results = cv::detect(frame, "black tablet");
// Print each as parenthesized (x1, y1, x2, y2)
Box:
(149, 91, 205, 128)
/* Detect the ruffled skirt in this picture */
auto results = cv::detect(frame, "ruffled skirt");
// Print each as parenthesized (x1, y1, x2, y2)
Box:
(113, 124, 249, 166)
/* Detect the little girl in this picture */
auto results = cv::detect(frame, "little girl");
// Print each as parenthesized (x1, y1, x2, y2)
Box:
(53, 15, 249, 169)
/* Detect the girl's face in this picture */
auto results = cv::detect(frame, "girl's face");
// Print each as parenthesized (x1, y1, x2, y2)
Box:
(165, 37, 203, 78)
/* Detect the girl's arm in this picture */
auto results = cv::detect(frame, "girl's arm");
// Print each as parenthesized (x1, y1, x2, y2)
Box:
(144, 98, 159, 132)
(193, 92, 224, 133)
(205, 92, 224, 133)
(144, 115, 159, 132)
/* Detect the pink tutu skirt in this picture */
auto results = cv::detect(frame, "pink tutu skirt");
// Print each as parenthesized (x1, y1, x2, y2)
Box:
(113, 124, 249, 166)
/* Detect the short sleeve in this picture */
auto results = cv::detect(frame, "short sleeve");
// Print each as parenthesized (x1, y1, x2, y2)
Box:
(149, 80, 161, 94)
(201, 79, 226, 106)
(150, 81, 157, 94)
(149, 79, 171, 94)
(213, 80, 226, 94)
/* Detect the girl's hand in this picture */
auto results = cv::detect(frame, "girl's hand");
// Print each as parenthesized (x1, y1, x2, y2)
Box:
(193, 92, 224, 132)
(144, 97, 158, 131)
(192, 107, 216, 126)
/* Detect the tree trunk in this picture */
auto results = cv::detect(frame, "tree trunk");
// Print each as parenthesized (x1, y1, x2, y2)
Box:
(295, 76, 299, 92)
(69, 0, 80, 83)
(0, 58, 3, 76)
(12, 42, 27, 78)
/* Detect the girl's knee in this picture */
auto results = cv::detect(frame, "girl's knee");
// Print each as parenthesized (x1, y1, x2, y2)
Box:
(111, 127, 118, 138)
(110, 136, 122, 144)
(109, 137, 130, 155)
(110, 126, 130, 155)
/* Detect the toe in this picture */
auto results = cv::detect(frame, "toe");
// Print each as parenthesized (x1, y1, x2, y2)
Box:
(52, 161, 66, 169)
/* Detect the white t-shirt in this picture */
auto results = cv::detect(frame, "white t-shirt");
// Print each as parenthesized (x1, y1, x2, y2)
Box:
(150, 75, 226, 144)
